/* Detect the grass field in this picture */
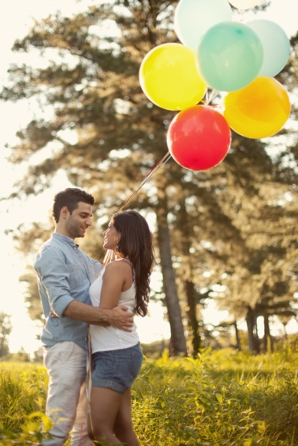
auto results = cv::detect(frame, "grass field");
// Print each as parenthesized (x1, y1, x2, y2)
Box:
(1, 347, 298, 445)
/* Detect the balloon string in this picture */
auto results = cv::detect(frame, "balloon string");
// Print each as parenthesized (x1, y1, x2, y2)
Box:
(201, 89, 220, 106)
(206, 89, 219, 105)
(207, 89, 214, 104)
(103, 151, 171, 265)
(205, 89, 209, 104)
(118, 151, 172, 212)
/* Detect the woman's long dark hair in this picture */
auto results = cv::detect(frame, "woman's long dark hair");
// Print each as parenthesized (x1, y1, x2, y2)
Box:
(112, 210, 155, 317)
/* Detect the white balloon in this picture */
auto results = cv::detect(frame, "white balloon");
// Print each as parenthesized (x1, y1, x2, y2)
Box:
(228, 0, 263, 10)
(246, 19, 290, 76)
(174, 0, 232, 51)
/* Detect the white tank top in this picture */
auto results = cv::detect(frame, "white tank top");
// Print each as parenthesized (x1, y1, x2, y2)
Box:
(89, 260, 139, 352)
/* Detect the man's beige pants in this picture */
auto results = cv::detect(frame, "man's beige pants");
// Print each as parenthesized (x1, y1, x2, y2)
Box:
(43, 341, 92, 446)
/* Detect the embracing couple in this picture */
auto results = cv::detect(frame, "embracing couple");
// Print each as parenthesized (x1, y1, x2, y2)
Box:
(34, 187, 154, 445)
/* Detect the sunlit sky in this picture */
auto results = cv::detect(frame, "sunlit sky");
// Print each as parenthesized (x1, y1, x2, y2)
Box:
(0, 0, 297, 355)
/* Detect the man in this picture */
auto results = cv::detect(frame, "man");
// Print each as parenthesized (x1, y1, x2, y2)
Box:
(34, 188, 133, 446)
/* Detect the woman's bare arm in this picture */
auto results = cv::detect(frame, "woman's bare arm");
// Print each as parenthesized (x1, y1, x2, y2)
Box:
(99, 260, 132, 309)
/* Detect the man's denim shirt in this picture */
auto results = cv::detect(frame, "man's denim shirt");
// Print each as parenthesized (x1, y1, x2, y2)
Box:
(34, 233, 102, 350)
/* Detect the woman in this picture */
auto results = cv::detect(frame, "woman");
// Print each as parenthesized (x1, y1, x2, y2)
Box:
(88, 210, 154, 445)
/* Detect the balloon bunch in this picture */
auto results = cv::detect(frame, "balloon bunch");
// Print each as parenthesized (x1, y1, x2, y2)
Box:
(139, 0, 291, 171)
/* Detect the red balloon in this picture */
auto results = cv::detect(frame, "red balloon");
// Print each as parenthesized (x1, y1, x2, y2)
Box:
(167, 105, 231, 171)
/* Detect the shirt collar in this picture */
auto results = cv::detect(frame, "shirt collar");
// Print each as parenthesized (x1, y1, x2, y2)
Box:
(52, 232, 79, 248)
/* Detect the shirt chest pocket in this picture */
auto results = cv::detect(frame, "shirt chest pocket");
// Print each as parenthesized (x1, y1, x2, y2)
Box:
(67, 264, 88, 290)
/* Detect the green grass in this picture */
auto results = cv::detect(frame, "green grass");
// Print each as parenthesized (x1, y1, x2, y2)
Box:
(1, 348, 298, 445)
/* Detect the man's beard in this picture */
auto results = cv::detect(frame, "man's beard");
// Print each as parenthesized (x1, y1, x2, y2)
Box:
(67, 220, 84, 238)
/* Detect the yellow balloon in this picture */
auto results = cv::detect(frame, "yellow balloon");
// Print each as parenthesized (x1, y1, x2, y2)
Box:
(139, 43, 207, 111)
(223, 77, 291, 139)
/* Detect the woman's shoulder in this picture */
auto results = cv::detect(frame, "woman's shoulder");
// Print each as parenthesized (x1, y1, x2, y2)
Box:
(104, 258, 132, 275)
(106, 258, 131, 269)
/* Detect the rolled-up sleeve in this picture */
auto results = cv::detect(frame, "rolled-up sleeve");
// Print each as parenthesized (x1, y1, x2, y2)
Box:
(35, 246, 73, 317)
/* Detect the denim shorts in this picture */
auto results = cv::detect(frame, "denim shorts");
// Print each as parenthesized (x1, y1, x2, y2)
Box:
(91, 343, 143, 394)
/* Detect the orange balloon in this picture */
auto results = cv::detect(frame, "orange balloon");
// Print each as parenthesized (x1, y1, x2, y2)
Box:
(223, 76, 291, 139)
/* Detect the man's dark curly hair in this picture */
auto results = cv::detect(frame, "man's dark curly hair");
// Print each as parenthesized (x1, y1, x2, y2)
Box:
(52, 188, 94, 223)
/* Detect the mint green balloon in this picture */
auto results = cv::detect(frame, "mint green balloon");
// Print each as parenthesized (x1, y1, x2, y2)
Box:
(196, 21, 263, 92)
(246, 20, 290, 77)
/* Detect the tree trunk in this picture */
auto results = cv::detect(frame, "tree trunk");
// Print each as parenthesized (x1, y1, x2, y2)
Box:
(156, 219, 188, 356)
(184, 280, 201, 357)
(255, 316, 260, 354)
(179, 200, 201, 357)
(233, 320, 241, 350)
(263, 313, 273, 353)
(246, 307, 258, 352)
(155, 181, 187, 356)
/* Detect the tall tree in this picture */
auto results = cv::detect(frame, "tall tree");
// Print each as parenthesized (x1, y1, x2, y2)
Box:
(1, 0, 189, 354)
(2, 1, 298, 355)
(0, 312, 12, 358)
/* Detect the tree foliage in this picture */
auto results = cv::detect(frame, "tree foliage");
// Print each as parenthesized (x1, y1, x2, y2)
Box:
(1, 0, 298, 354)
